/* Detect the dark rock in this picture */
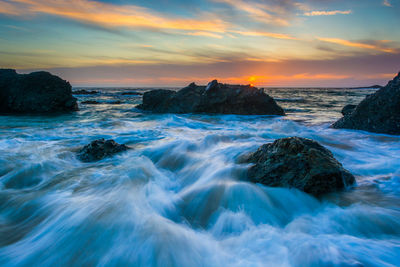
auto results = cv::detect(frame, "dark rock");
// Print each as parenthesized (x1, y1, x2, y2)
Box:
(341, 104, 357, 116)
(332, 72, 400, 135)
(77, 139, 129, 162)
(73, 89, 99, 95)
(137, 80, 285, 115)
(81, 100, 100, 104)
(121, 91, 143, 96)
(0, 69, 78, 114)
(244, 137, 355, 196)
(110, 100, 122, 104)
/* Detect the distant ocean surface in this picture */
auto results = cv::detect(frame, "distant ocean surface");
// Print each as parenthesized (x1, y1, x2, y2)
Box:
(1, 87, 399, 266)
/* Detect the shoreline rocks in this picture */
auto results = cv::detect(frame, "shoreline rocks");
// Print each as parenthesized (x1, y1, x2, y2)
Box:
(137, 80, 285, 115)
(77, 139, 129, 162)
(0, 69, 78, 114)
(73, 89, 99, 95)
(243, 137, 355, 196)
(332, 72, 400, 135)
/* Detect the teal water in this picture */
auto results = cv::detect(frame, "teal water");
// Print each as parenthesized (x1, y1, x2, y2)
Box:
(0, 88, 399, 266)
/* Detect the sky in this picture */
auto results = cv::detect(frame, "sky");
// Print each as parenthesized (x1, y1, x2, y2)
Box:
(0, 0, 399, 87)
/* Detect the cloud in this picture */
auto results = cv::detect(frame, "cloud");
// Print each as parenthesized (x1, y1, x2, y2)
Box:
(304, 10, 352, 16)
(186, 31, 223, 39)
(213, 0, 293, 26)
(0, 0, 227, 33)
(317, 37, 396, 53)
(230, 30, 297, 40)
(383, 0, 392, 7)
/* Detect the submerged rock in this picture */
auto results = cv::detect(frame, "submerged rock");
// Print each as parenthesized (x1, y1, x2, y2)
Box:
(81, 100, 100, 104)
(77, 139, 129, 162)
(0, 69, 78, 113)
(332, 72, 400, 135)
(243, 137, 355, 196)
(121, 91, 143, 96)
(73, 89, 99, 95)
(137, 80, 285, 115)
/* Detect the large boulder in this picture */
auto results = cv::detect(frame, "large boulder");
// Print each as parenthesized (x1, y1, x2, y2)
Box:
(332, 72, 400, 135)
(137, 80, 285, 115)
(0, 69, 78, 113)
(243, 137, 355, 196)
(77, 139, 129, 162)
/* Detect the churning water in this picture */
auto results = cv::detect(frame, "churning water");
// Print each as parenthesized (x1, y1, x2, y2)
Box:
(0, 88, 399, 266)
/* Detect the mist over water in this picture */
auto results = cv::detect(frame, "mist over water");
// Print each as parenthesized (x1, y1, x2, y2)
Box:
(0, 88, 399, 266)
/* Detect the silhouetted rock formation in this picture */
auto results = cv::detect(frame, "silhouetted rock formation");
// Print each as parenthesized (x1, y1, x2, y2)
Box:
(121, 91, 142, 95)
(77, 139, 129, 162)
(341, 104, 357, 116)
(137, 80, 285, 115)
(243, 137, 355, 196)
(332, 72, 400, 135)
(81, 100, 100, 104)
(0, 69, 78, 114)
(73, 89, 99, 95)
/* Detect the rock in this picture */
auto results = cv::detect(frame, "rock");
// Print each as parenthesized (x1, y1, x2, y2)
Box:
(243, 137, 355, 196)
(332, 72, 400, 135)
(110, 100, 122, 104)
(121, 91, 143, 96)
(0, 69, 78, 113)
(137, 80, 285, 115)
(77, 139, 129, 162)
(341, 104, 357, 116)
(73, 89, 99, 95)
(81, 100, 100, 104)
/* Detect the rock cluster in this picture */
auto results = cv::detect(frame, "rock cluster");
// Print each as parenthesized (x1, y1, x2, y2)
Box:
(332, 72, 400, 135)
(73, 89, 98, 95)
(244, 137, 355, 196)
(77, 139, 129, 162)
(137, 80, 285, 115)
(0, 69, 78, 113)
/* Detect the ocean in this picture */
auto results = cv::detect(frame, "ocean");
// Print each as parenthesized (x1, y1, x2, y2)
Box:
(0, 87, 399, 266)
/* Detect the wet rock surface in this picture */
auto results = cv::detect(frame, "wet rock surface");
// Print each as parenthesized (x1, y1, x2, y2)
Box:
(73, 89, 99, 95)
(0, 69, 78, 114)
(244, 137, 355, 196)
(77, 139, 129, 162)
(137, 80, 285, 115)
(332, 72, 400, 135)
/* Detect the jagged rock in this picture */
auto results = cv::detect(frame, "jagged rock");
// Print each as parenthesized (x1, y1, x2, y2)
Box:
(332, 72, 400, 135)
(137, 80, 285, 115)
(243, 137, 355, 196)
(77, 139, 129, 162)
(0, 69, 78, 113)
(121, 91, 143, 96)
(73, 89, 99, 95)
(81, 100, 100, 104)
(341, 104, 357, 116)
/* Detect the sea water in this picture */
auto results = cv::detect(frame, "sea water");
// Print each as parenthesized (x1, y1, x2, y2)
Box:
(0, 88, 399, 266)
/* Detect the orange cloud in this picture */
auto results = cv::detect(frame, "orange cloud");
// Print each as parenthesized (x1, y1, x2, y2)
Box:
(304, 10, 352, 16)
(231, 30, 297, 40)
(0, 0, 227, 32)
(318, 37, 396, 53)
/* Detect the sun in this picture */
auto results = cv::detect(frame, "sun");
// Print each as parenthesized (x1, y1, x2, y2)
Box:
(248, 76, 257, 87)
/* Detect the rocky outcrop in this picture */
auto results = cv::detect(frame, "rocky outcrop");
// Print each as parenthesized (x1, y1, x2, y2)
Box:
(137, 80, 285, 115)
(81, 100, 100, 104)
(341, 104, 357, 116)
(73, 89, 99, 95)
(332, 72, 400, 135)
(243, 137, 355, 196)
(77, 139, 129, 162)
(0, 69, 78, 113)
(121, 91, 143, 96)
